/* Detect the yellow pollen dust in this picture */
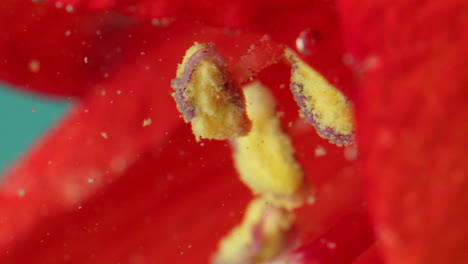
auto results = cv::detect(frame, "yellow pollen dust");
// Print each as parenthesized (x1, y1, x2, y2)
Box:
(232, 82, 307, 210)
(286, 49, 354, 141)
(176, 43, 250, 141)
(213, 198, 295, 264)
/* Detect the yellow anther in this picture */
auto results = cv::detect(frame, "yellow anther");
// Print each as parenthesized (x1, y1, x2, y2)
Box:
(286, 49, 354, 146)
(172, 43, 251, 141)
(233, 82, 307, 210)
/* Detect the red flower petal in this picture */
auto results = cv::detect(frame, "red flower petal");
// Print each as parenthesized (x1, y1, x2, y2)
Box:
(0, 0, 137, 97)
(44, 0, 356, 99)
(338, 0, 468, 263)
(0, 30, 365, 263)
(352, 244, 383, 264)
(268, 208, 374, 264)
(0, 2, 368, 262)
(0, 21, 258, 249)
(0, 125, 253, 264)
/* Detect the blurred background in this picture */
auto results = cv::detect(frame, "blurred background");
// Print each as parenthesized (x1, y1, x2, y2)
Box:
(0, 84, 69, 174)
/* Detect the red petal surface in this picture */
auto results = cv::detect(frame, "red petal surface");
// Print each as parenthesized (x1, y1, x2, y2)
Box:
(270, 208, 374, 264)
(352, 244, 383, 264)
(0, 1, 367, 261)
(0, 0, 136, 97)
(0, 33, 364, 263)
(45, 0, 356, 99)
(339, 0, 468, 263)
(0, 21, 257, 252)
(0, 124, 253, 264)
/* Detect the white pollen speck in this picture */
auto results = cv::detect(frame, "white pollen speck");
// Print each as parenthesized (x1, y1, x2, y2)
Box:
(64, 30, 71, 37)
(307, 196, 316, 205)
(344, 145, 358, 161)
(78, 205, 82, 210)
(65, 5, 74, 13)
(84, 109, 89, 113)
(17, 189, 26, 197)
(55, 2, 63, 8)
(100, 132, 108, 139)
(142, 118, 152, 127)
(103, 73, 109, 78)
(47, 160, 52, 165)
(327, 242, 337, 249)
(116, 90, 122, 95)
(88, 178, 94, 183)
(83, 57, 89, 64)
(314, 145, 327, 157)
(28, 60, 40, 73)
(101, 90, 106, 96)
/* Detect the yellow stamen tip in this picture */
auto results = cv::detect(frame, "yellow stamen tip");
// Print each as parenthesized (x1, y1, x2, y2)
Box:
(233, 82, 307, 209)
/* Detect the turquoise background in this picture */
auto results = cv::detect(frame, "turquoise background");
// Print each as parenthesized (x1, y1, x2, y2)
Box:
(0, 84, 69, 174)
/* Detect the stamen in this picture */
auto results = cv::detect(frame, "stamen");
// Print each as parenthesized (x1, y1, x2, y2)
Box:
(212, 198, 297, 264)
(171, 43, 251, 141)
(286, 49, 355, 146)
(232, 82, 310, 210)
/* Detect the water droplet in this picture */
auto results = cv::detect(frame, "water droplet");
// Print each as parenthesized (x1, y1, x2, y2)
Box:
(296, 29, 321, 56)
